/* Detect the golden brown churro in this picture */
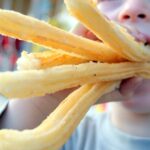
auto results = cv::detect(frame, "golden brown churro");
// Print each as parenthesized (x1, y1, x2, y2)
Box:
(17, 51, 88, 70)
(0, 82, 118, 150)
(0, 9, 123, 63)
(0, 62, 150, 98)
(65, 0, 150, 62)
(0, 0, 149, 150)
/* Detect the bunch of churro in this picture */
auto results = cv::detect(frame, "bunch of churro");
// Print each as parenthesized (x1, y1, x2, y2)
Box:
(0, 0, 150, 149)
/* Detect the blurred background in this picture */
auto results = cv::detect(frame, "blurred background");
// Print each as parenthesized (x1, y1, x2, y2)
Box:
(0, 0, 77, 71)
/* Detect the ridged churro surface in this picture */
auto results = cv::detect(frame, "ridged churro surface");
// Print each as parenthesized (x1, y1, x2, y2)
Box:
(0, 9, 123, 63)
(0, 0, 149, 150)
(65, 0, 150, 62)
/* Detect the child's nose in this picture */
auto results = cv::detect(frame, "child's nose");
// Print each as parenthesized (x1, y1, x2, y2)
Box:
(118, 1, 148, 22)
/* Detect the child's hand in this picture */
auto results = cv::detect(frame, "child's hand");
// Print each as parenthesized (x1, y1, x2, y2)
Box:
(0, 24, 99, 130)
(72, 23, 99, 40)
(0, 88, 75, 130)
(0, 23, 143, 130)
(72, 23, 144, 103)
(98, 77, 143, 103)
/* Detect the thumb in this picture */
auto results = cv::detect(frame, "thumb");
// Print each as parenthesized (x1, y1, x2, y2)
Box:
(120, 77, 143, 97)
(70, 23, 88, 36)
(71, 23, 98, 40)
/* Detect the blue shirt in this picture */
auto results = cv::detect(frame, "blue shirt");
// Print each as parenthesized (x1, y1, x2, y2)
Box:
(0, 96, 8, 116)
(60, 107, 150, 150)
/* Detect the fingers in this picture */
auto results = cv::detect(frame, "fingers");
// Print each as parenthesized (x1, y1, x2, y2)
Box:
(71, 23, 87, 36)
(96, 90, 124, 104)
(71, 23, 98, 40)
(86, 30, 99, 41)
(96, 77, 144, 104)
(120, 77, 143, 97)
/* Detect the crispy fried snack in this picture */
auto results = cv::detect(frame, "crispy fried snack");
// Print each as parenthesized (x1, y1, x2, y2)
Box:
(0, 82, 118, 150)
(17, 51, 88, 70)
(65, 0, 150, 62)
(0, 9, 123, 63)
(1, 62, 150, 98)
(0, 0, 149, 150)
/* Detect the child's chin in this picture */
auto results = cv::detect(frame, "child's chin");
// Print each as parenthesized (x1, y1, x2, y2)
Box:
(122, 99, 150, 114)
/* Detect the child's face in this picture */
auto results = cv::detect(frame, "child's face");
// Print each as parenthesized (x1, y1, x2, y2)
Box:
(97, 0, 150, 114)
(97, 0, 150, 44)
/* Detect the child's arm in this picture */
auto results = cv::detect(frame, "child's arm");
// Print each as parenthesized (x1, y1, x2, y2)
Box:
(0, 88, 75, 130)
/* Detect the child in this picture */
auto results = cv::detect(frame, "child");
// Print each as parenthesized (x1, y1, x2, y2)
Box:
(1, 0, 150, 149)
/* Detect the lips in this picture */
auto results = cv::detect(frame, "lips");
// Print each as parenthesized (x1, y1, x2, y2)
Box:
(122, 25, 150, 45)
(144, 35, 150, 45)
(130, 30, 150, 45)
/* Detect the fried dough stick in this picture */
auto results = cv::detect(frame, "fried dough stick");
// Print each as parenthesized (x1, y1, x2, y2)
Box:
(0, 62, 150, 98)
(0, 9, 124, 63)
(0, 82, 118, 150)
(64, 0, 150, 62)
(0, 1, 149, 150)
(17, 51, 88, 70)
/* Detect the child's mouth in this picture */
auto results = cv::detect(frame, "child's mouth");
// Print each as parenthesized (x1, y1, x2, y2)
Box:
(144, 36, 150, 46)
(127, 28, 150, 46)
(144, 42, 149, 46)
(121, 24, 150, 46)
(137, 34, 150, 46)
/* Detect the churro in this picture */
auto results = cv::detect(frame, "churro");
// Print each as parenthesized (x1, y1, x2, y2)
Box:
(0, 0, 149, 150)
